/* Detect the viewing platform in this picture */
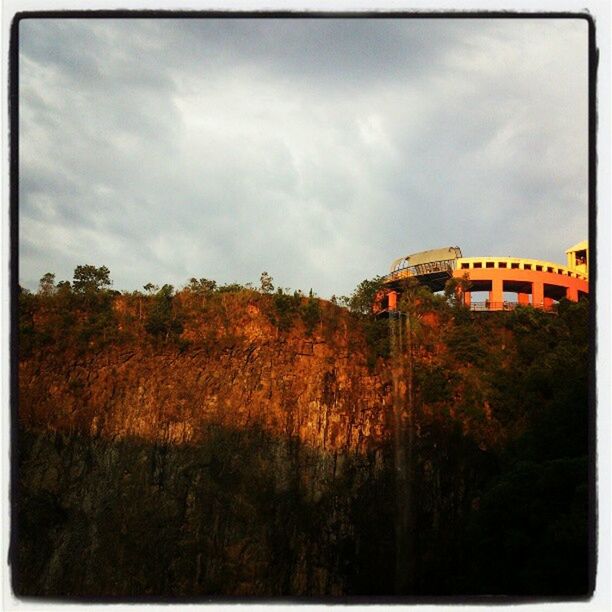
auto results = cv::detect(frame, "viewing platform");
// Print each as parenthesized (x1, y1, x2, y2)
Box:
(378, 241, 588, 313)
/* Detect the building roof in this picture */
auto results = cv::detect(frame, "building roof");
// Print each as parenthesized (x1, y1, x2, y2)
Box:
(565, 240, 588, 254)
(390, 246, 462, 272)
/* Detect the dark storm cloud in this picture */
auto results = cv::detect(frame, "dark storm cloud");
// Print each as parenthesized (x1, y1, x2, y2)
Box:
(19, 17, 588, 296)
(157, 18, 467, 84)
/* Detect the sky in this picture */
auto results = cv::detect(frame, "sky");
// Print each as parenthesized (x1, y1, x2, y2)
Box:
(18, 17, 589, 298)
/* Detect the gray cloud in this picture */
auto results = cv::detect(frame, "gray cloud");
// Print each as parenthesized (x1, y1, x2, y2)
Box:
(19, 17, 588, 297)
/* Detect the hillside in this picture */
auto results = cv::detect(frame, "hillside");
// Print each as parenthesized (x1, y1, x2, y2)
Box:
(14, 280, 590, 598)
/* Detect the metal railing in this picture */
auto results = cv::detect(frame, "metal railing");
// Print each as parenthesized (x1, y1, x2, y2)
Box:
(385, 258, 456, 282)
(468, 301, 556, 312)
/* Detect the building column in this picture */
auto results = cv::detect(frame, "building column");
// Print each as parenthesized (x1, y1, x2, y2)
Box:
(388, 290, 398, 311)
(517, 292, 530, 305)
(489, 278, 503, 309)
(543, 297, 554, 310)
(463, 291, 471, 308)
(532, 282, 544, 308)
(566, 285, 578, 302)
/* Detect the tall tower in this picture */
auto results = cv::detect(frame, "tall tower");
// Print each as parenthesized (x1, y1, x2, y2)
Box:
(565, 240, 588, 277)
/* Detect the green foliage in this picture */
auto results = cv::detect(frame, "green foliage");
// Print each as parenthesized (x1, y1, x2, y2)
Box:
(72, 265, 112, 294)
(38, 273, 56, 296)
(56, 280, 72, 294)
(415, 363, 454, 404)
(397, 277, 442, 315)
(259, 272, 274, 294)
(445, 323, 487, 366)
(300, 290, 321, 337)
(464, 457, 588, 595)
(187, 277, 217, 294)
(454, 298, 590, 594)
(363, 317, 390, 369)
(75, 291, 118, 347)
(19, 270, 120, 353)
(18, 290, 40, 358)
(144, 284, 184, 342)
(444, 273, 472, 309)
(217, 282, 246, 294)
(348, 276, 385, 315)
(269, 289, 301, 331)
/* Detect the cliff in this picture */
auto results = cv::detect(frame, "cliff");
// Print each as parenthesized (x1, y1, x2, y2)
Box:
(20, 294, 388, 452)
(14, 288, 590, 598)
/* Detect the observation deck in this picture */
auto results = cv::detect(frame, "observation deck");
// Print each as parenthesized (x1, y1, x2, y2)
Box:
(380, 242, 589, 313)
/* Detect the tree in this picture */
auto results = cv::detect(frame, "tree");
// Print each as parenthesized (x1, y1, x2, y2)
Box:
(348, 276, 385, 315)
(143, 283, 158, 294)
(444, 273, 472, 309)
(73, 265, 112, 294)
(300, 289, 321, 337)
(187, 278, 217, 294)
(260, 272, 274, 294)
(145, 284, 184, 342)
(38, 273, 56, 296)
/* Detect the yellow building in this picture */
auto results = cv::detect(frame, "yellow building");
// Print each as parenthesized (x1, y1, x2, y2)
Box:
(565, 240, 589, 277)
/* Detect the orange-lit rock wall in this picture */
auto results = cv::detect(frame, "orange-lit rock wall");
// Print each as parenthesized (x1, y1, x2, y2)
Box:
(19, 296, 390, 455)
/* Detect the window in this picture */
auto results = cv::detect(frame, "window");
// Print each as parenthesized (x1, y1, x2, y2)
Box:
(524, 264, 532, 270)
(499, 262, 507, 268)
(473, 262, 482, 268)
(536, 265, 543, 272)
(486, 262, 494, 268)
(461, 263, 469, 269)
(511, 263, 519, 269)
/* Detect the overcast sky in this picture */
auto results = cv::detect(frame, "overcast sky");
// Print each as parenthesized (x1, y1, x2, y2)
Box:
(19, 17, 588, 297)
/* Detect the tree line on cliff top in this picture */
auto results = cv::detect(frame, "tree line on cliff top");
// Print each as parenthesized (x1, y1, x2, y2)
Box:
(20, 266, 333, 353)
(19, 264, 587, 369)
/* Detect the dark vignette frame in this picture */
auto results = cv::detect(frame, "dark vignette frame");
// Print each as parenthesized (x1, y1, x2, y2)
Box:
(7, 9, 599, 606)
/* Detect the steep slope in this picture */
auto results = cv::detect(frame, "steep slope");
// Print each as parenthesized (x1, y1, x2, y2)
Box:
(20, 294, 388, 452)
(14, 289, 590, 598)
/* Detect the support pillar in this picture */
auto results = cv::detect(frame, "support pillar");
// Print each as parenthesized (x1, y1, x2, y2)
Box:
(518, 292, 530, 305)
(532, 282, 544, 308)
(543, 297, 554, 310)
(463, 291, 471, 308)
(489, 278, 503, 309)
(567, 285, 578, 302)
(388, 290, 398, 311)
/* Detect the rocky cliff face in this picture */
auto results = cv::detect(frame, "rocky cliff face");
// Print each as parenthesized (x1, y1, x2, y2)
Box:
(16, 292, 403, 597)
(20, 294, 389, 452)
(15, 290, 588, 598)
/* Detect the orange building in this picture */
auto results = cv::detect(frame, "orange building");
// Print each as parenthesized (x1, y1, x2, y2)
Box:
(380, 241, 589, 313)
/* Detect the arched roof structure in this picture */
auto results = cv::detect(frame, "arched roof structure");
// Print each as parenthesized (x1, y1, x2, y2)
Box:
(380, 243, 589, 312)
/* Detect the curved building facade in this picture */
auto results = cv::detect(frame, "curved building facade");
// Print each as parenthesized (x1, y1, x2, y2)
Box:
(381, 241, 589, 312)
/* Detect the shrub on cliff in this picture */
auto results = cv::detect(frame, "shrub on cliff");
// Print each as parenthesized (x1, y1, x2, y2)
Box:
(187, 277, 217, 294)
(268, 288, 301, 331)
(300, 290, 321, 337)
(445, 324, 487, 366)
(217, 282, 248, 294)
(144, 284, 184, 342)
(347, 276, 385, 316)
